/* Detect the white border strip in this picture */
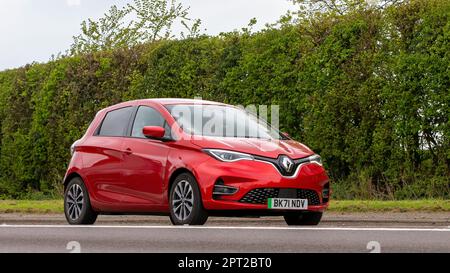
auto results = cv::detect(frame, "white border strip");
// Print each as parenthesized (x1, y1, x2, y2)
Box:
(1, 224, 449, 232)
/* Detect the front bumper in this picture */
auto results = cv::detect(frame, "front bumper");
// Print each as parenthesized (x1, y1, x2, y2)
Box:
(195, 157, 330, 212)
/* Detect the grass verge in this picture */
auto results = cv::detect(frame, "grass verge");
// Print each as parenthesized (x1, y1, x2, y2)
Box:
(0, 199, 449, 214)
(330, 200, 450, 212)
(0, 200, 63, 214)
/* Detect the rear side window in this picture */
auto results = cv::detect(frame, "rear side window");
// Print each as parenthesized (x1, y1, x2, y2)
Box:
(98, 107, 132, 136)
(131, 106, 170, 138)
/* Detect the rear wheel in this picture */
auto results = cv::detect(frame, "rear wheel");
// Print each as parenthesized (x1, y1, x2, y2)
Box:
(169, 173, 208, 225)
(283, 211, 322, 225)
(64, 177, 98, 225)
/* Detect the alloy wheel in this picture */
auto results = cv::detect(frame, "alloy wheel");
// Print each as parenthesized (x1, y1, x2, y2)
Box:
(66, 184, 84, 220)
(172, 180, 194, 221)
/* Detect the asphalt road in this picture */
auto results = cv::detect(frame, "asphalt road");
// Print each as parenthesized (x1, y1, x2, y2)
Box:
(0, 224, 449, 253)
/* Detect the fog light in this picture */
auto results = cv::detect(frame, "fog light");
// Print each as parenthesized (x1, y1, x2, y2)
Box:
(213, 180, 238, 196)
(213, 184, 238, 195)
(322, 188, 329, 199)
(322, 183, 330, 203)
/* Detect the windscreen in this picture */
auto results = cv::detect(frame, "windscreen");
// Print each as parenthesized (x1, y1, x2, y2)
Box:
(165, 104, 285, 139)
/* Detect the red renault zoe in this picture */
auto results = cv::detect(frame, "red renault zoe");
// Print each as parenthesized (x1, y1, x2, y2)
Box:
(63, 99, 330, 225)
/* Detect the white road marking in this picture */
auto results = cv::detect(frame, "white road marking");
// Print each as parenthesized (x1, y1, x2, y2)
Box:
(0, 224, 449, 232)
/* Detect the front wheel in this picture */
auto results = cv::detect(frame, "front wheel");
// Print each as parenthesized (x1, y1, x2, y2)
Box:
(169, 173, 208, 225)
(64, 177, 98, 225)
(284, 211, 323, 226)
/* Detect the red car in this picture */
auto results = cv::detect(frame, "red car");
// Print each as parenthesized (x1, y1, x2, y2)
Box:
(63, 99, 330, 225)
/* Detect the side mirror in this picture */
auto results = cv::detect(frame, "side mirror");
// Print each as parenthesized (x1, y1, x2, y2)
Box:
(143, 126, 165, 139)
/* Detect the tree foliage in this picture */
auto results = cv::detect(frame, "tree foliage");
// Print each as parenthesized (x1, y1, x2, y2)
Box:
(70, 0, 202, 55)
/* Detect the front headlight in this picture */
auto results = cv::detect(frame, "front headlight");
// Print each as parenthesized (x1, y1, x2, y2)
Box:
(308, 154, 322, 165)
(203, 149, 254, 162)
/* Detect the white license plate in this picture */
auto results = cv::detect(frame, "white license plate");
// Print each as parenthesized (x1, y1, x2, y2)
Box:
(268, 198, 308, 210)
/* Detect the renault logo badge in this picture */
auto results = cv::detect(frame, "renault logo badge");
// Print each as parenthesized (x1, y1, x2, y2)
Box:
(279, 155, 294, 173)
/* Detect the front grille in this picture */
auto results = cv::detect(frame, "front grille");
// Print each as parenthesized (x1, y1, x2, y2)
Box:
(239, 188, 279, 204)
(252, 155, 313, 177)
(297, 189, 321, 205)
(239, 188, 321, 205)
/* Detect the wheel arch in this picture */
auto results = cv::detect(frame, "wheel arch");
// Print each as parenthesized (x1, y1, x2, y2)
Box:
(167, 167, 200, 199)
(63, 172, 83, 191)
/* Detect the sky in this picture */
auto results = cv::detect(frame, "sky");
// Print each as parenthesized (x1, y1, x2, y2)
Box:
(0, 0, 295, 71)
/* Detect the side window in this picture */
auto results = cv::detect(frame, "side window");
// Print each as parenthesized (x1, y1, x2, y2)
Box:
(98, 107, 132, 136)
(132, 106, 170, 138)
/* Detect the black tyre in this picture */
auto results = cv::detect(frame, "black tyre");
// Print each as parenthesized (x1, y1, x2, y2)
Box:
(64, 177, 98, 225)
(283, 211, 323, 226)
(169, 173, 208, 225)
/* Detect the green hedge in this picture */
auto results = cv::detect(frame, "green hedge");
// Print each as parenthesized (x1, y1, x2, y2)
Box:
(0, 0, 449, 199)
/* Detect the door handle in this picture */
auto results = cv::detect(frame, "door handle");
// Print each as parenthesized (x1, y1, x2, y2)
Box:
(124, 148, 133, 155)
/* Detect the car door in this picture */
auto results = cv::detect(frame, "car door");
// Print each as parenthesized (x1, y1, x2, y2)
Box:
(82, 106, 133, 209)
(120, 105, 171, 210)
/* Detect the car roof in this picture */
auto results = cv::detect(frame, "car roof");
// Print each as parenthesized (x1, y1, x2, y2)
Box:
(99, 98, 229, 114)
(142, 98, 227, 106)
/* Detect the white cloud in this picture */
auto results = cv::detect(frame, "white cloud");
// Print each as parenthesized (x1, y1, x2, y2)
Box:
(66, 0, 81, 7)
